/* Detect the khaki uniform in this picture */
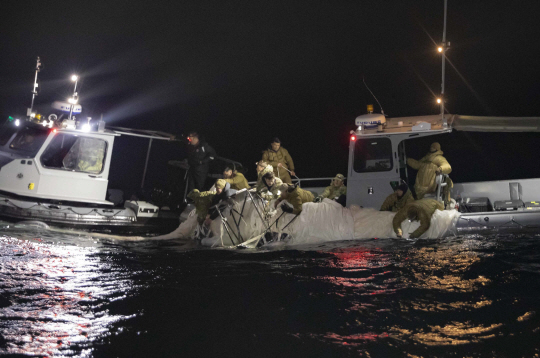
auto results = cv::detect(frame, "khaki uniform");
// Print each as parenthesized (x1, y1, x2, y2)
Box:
(380, 190, 414, 212)
(407, 149, 451, 199)
(259, 177, 283, 201)
(255, 165, 274, 195)
(262, 147, 295, 184)
(392, 199, 444, 238)
(224, 172, 250, 190)
(283, 187, 314, 215)
(320, 185, 347, 200)
(187, 189, 215, 224)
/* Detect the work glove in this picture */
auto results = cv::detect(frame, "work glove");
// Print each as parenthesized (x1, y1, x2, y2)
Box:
(281, 203, 294, 214)
(314, 196, 323, 203)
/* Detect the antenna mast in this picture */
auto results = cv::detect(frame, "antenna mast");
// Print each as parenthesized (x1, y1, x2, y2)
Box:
(28, 56, 42, 119)
(440, 0, 448, 126)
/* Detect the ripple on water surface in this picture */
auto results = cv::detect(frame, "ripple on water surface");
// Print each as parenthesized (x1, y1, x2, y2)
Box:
(1, 223, 540, 357)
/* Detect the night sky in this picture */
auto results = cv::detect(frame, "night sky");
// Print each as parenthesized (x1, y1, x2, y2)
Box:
(2, 0, 540, 195)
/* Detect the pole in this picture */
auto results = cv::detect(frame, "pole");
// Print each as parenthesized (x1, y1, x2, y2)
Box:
(29, 57, 41, 119)
(69, 77, 78, 120)
(441, 0, 448, 126)
(141, 138, 153, 189)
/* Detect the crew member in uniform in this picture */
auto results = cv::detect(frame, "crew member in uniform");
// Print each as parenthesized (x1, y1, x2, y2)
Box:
(187, 131, 216, 192)
(275, 183, 314, 215)
(262, 138, 295, 184)
(393, 198, 444, 239)
(315, 174, 347, 206)
(223, 167, 250, 190)
(407, 142, 451, 199)
(380, 182, 414, 212)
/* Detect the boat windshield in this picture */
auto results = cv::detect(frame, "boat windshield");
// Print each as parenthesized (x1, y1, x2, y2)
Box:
(41, 134, 107, 174)
(353, 137, 393, 173)
(4, 122, 50, 155)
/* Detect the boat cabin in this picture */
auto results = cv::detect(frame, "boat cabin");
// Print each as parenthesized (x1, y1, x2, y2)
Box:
(347, 113, 451, 208)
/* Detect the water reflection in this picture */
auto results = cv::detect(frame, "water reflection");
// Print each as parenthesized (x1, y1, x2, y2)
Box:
(0, 236, 137, 356)
(300, 239, 509, 351)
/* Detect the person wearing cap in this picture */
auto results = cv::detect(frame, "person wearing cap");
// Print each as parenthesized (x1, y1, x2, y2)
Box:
(262, 138, 295, 184)
(407, 142, 451, 199)
(316, 174, 347, 205)
(393, 198, 444, 239)
(259, 171, 283, 201)
(186, 131, 216, 192)
(275, 183, 314, 215)
(255, 160, 274, 197)
(223, 166, 250, 190)
(380, 182, 415, 212)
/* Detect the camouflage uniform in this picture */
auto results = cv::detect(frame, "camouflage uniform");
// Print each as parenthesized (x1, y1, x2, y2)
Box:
(259, 177, 283, 201)
(392, 199, 444, 238)
(380, 190, 414, 212)
(224, 172, 250, 190)
(282, 186, 314, 215)
(319, 185, 347, 200)
(407, 142, 451, 199)
(187, 189, 215, 224)
(262, 147, 295, 184)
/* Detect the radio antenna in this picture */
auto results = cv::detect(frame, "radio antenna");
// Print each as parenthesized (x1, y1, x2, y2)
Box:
(363, 77, 385, 115)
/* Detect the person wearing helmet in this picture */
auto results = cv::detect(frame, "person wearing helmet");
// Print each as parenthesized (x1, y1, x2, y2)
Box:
(262, 138, 295, 184)
(380, 182, 415, 212)
(392, 198, 444, 239)
(407, 142, 451, 199)
(315, 174, 347, 205)
(255, 160, 274, 198)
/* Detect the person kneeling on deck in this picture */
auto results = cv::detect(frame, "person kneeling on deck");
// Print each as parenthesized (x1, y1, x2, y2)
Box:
(223, 167, 250, 190)
(407, 142, 451, 199)
(275, 183, 314, 215)
(393, 199, 444, 239)
(259, 171, 283, 201)
(380, 182, 415, 212)
(315, 174, 347, 206)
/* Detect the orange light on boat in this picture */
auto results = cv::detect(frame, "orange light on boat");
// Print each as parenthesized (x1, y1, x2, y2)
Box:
(52, 129, 57, 133)
(437, 46, 443, 53)
(436, 98, 442, 104)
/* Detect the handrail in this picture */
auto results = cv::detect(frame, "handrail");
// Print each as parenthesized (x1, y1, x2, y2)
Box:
(247, 177, 336, 185)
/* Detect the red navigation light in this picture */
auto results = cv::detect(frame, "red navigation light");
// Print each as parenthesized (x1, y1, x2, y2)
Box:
(350, 135, 356, 141)
(52, 129, 57, 133)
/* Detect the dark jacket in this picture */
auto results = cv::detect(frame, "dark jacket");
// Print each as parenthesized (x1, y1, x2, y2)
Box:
(188, 141, 216, 172)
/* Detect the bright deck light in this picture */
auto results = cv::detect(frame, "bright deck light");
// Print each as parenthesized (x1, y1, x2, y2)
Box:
(81, 123, 91, 132)
(68, 97, 78, 104)
(71, 75, 78, 81)
(15, 119, 20, 126)
(436, 98, 442, 104)
(437, 46, 443, 53)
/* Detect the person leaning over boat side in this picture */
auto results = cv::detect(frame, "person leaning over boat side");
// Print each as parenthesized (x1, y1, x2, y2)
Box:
(187, 131, 216, 192)
(393, 198, 444, 239)
(407, 142, 451, 199)
(275, 183, 314, 215)
(222, 166, 250, 190)
(187, 189, 215, 225)
(259, 171, 283, 201)
(255, 160, 274, 197)
(380, 182, 415, 212)
(204, 179, 237, 226)
(261, 137, 295, 184)
(315, 174, 347, 206)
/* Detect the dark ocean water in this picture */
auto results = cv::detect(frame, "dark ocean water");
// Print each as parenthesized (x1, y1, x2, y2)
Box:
(1, 221, 540, 358)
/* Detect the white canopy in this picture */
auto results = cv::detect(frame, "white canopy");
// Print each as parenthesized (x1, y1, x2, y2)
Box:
(450, 115, 540, 132)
